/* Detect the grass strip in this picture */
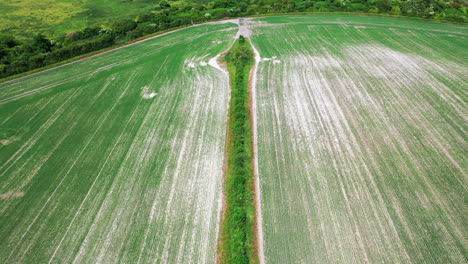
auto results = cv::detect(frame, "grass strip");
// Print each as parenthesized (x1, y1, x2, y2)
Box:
(219, 36, 258, 264)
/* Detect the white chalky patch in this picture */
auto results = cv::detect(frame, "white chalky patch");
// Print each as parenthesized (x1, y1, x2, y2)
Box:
(142, 86, 157, 99)
(261, 56, 281, 64)
(143, 93, 157, 99)
(208, 54, 226, 74)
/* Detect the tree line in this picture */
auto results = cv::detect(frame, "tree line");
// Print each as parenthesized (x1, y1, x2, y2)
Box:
(0, 0, 466, 79)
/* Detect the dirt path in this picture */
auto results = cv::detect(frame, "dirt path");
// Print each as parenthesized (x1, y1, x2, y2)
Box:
(248, 37, 265, 264)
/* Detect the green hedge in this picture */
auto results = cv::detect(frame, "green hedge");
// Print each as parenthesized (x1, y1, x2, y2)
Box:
(220, 36, 258, 264)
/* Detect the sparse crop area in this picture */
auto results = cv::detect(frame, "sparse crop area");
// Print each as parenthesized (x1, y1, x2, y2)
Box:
(0, 23, 236, 263)
(250, 15, 467, 263)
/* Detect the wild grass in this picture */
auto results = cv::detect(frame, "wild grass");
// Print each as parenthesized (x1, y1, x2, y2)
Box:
(0, 0, 157, 38)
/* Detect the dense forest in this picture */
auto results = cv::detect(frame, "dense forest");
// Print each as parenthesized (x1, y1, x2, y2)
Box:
(0, 0, 466, 79)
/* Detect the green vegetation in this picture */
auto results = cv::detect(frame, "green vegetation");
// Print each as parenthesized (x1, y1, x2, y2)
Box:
(220, 36, 258, 264)
(251, 15, 467, 263)
(0, 10, 466, 263)
(1, 0, 466, 80)
(0, 0, 169, 38)
(0, 23, 236, 263)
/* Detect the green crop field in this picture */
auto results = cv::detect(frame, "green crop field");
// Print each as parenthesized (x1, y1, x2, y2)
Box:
(250, 15, 467, 263)
(0, 22, 236, 263)
(1, 13, 467, 264)
(0, 0, 174, 38)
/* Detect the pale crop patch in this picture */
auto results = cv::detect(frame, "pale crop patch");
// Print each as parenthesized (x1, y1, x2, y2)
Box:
(1, 191, 24, 199)
(289, 44, 465, 90)
(1, 139, 12, 145)
(281, 45, 467, 153)
(343, 45, 432, 84)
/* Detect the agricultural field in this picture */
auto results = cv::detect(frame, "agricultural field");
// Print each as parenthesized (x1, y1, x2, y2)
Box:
(1, 13, 467, 264)
(250, 15, 467, 263)
(0, 22, 237, 263)
(0, 0, 187, 38)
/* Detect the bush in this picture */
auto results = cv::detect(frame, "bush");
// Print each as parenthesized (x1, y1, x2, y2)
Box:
(112, 19, 138, 35)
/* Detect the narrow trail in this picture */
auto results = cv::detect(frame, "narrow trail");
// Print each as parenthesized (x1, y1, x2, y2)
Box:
(249, 41, 265, 264)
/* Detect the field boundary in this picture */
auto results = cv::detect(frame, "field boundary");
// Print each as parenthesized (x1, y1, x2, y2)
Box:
(249, 11, 468, 25)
